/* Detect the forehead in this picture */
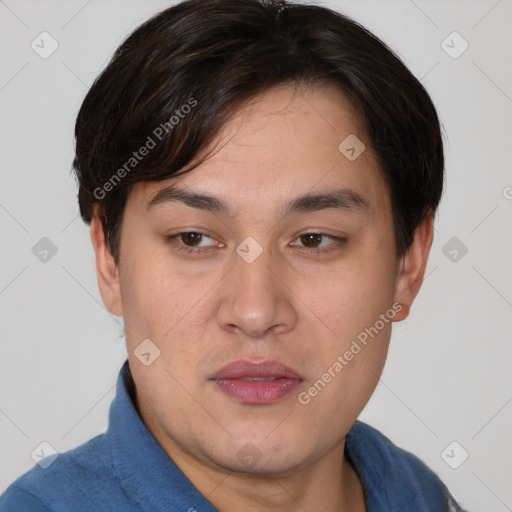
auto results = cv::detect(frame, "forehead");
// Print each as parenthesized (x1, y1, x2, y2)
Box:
(130, 83, 390, 218)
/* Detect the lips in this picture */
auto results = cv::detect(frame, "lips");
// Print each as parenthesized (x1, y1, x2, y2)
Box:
(209, 360, 303, 404)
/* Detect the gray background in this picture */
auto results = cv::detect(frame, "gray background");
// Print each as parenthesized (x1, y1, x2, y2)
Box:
(1, 0, 511, 510)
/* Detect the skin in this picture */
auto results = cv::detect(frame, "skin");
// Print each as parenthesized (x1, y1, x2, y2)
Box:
(90, 83, 433, 512)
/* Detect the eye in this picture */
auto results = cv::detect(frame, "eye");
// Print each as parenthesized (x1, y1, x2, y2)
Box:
(289, 233, 347, 253)
(166, 231, 222, 254)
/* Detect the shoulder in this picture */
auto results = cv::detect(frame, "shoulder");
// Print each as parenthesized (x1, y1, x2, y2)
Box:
(0, 433, 129, 512)
(346, 421, 465, 511)
(0, 485, 52, 512)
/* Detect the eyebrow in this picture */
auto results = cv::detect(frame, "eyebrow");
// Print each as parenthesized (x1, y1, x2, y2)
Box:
(146, 185, 370, 216)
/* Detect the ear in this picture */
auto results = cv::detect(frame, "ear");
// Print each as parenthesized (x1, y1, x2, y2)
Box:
(392, 211, 434, 322)
(90, 215, 123, 317)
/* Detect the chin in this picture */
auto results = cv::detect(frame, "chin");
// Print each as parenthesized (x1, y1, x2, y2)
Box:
(203, 432, 311, 476)
(215, 452, 306, 477)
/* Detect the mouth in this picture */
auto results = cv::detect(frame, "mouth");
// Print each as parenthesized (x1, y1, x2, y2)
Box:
(209, 359, 304, 405)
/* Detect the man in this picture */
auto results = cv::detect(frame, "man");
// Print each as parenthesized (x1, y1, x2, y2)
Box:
(0, 0, 466, 510)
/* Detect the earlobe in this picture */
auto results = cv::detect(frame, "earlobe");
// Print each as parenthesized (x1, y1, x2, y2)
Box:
(90, 215, 123, 317)
(392, 212, 434, 322)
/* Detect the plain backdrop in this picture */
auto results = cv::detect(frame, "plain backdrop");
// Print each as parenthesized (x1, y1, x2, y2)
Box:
(1, 1, 511, 510)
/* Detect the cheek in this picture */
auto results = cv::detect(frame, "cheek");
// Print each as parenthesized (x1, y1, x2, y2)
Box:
(299, 269, 395, 429)
(119, 247, 218, 355)
(316, 252, 396, 337)
(298, 237, 396, 400)
(118, 247, 180, 339)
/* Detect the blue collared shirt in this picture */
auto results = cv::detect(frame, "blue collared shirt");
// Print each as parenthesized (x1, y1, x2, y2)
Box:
(0, 361, 464, 511)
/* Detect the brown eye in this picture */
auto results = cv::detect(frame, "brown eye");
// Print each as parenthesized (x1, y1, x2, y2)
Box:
(300, 233, 324, 248)
(180, 232, 204, 246)
(290, 233, 348, 254)
(166, 231, 221, 255)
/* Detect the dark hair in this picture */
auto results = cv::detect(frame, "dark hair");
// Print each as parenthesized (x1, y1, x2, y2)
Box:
(73, 0, 444, 265)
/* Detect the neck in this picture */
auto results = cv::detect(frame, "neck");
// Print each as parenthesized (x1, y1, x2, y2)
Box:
(163, 436, 365, 512)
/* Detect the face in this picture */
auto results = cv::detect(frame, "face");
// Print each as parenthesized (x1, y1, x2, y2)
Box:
(92, 83, 431, 477)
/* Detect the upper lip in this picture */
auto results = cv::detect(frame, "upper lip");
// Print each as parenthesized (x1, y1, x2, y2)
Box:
(210, 359, 303, 380)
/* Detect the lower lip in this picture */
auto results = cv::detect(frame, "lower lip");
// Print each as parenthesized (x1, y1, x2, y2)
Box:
(212, 378, 302, 404)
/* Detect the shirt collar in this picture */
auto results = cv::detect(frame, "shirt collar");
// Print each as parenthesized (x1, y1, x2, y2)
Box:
(345, 419, 445, 511)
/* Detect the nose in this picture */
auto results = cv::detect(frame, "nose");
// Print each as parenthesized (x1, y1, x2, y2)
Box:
(216, 242, 297, 339)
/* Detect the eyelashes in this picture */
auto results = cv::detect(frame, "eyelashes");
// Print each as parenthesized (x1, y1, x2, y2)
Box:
(166, 232, 218, 254)
(290, 232, 348, 253)
(166, 231, 348, 255)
